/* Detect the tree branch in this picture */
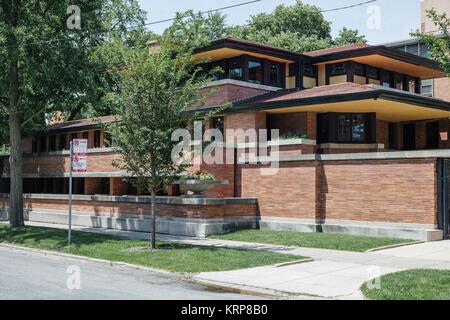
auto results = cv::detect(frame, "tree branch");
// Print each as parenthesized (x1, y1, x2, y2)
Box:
(21, 104, 46, 128)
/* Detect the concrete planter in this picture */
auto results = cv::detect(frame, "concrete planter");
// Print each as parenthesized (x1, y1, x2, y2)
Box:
(173, 179, 228, 197)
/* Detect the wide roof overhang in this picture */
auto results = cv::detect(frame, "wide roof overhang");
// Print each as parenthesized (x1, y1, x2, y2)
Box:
(228, 90, 450, 122)
(311, 46, 446, 79)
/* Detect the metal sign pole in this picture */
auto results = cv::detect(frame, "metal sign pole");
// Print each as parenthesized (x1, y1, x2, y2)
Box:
(68, 141, 73, 245)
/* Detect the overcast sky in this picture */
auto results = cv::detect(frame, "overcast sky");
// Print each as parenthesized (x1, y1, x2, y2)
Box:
(139, 0, 421, 45)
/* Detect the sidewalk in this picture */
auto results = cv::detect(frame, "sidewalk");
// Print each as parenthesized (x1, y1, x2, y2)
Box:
(3, 221, 450, 299)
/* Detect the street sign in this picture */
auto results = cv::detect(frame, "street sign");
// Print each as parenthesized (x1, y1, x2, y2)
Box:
(72, 154, 87, 172)
(72, 139, 88, 154)
(68, 138, 88, 245)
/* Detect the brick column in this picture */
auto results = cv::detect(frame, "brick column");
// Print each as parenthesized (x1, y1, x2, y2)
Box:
(109, 177, 130, 196)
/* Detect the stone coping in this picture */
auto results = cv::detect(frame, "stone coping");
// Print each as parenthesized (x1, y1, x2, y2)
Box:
(24, 147, 114, 157)
(320, 143, 384, 149)
(0, 193, 257, 205)
(240, 149, 450, 163)
(191, 139, 316, 149)
(173, 179, 229, 185)
(2, 172, 131, 179)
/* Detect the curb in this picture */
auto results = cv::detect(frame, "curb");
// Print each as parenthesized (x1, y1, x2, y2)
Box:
(365, 241, 424, 253)
(0, 242, 173, 275)
(273, 258, 313, 267)
(192, 278, 326, 300)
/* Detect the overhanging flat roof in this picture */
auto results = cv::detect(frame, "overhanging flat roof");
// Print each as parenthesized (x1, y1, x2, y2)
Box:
(308, 45, 446, 78)
(192, 83, 450, 122)
(193, 37, 309, 63)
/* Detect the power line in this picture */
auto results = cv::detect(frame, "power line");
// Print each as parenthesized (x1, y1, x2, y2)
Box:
(0, 0, 263, 49)
(143, 0, 263, 27)
(0, 0, 379, 50)
(320, 0, 378, 13)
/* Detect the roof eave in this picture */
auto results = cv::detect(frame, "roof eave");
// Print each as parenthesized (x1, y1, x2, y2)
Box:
(195, 89, 450, 114)
(194, 38, 312, 63)
(310, 45, 444, 74)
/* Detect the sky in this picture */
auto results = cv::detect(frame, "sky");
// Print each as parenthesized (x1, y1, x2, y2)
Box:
(138, 0, 421, 45)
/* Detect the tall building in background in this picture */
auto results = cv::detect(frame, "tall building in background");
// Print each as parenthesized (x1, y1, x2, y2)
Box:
(421, 0, 450, 33)
(385, 0, 450, 101)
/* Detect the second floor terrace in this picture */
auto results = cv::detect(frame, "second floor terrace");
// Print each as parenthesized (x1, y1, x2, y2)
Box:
(193, 37, 446, 108)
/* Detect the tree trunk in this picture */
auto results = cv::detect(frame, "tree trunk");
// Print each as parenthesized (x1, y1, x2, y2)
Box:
(6, 0, 24, 227)
(8, 110, 23, 227)
(150, 188, 157, 250)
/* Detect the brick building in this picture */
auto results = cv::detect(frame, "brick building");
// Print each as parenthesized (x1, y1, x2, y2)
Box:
(385, 0, 450, 102)
(1, 37, 450, 241)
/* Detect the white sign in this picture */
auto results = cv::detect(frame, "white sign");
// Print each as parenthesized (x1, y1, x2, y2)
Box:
(72, 139, 88, 154)
(72, 154, 87, 172)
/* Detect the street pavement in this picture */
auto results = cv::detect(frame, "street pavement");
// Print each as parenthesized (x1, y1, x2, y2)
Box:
(0, 245, 259, 300)
(3, 221, 450, 299)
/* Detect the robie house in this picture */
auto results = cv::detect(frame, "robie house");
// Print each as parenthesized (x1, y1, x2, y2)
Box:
(1, 37, 450, 241)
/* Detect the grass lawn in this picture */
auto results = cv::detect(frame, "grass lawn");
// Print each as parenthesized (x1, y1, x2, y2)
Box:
(361, 269, 450, 300)
(211, 230, 414, 252)
(0, 225, 302, 273)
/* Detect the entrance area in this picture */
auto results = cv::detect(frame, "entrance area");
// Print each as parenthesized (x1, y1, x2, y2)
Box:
(403, 122, 416, 150)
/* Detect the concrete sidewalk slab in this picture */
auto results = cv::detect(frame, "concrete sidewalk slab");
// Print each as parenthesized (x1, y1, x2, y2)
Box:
(194, 260, 402, 299)
(373, 240, 450, 262)
(8, 221, 450, 270)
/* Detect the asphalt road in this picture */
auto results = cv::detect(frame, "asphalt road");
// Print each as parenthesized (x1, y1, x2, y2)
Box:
(0, 246, 259, 300)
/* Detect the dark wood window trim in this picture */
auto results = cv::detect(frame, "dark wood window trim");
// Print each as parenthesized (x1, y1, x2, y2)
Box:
(366, 66, 379, 80)
(94, 130, 101, 148)
(203, 55, 286, 88)
(317, 112, 376, 144)
(59, 134, 67, 151)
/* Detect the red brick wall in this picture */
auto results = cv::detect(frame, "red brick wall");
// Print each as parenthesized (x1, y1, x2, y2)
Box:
(270, 144, 316, 156)
(376, 120, 389, 148)
(110, 177, 130, 196)
(225, 111, 267, 143)
(321, 159, 437, 225)
(197, 84, 268, 109)
(239, 158, 438, 225)
(0, 197, 258, 219)
(415, 122, 427, 150)
(84, 178, 104, 195)
(434, 77, 450, 102)
(267, 112, 317, 141)
(240, 162, 317, 219)
(4, 152, 122, 175)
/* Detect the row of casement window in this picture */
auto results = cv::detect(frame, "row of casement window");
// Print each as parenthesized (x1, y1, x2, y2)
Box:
(31, 130, 110, 153)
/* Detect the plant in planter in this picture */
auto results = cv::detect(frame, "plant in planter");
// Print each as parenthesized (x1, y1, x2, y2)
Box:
(174, 171, 228, 197)
(278, 131, 308, 140)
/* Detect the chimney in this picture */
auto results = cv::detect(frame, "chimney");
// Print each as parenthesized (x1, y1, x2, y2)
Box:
(148, 40, 161, 54)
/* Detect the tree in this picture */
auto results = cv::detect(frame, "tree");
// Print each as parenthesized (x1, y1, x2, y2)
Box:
(415, 9, 450, 75)
(226, 0, 333, 52)
(162, 10, 227, 49)
(0, 0, 146, 227)
(334, 27, 367, 46)
(105, 41, 211, 249)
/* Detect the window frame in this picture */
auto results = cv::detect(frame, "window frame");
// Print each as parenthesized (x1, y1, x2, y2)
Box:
(317, 112, 376, 144)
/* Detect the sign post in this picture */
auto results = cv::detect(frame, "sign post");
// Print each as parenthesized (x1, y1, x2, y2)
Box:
(68, 139, 88, 245)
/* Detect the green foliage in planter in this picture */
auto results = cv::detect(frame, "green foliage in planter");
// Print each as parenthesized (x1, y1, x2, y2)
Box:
(179, 170, 215, 181)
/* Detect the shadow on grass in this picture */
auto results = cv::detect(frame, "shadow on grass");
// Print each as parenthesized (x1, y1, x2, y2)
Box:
(0, 225, 124, 250)
(0, 225, 227, 252)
